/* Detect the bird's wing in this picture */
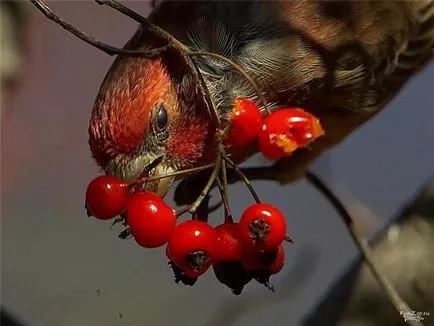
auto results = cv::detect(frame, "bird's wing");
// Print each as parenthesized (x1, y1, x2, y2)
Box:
(234, 0, 434, 113)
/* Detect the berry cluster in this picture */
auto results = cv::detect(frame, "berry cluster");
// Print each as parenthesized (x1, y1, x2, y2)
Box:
(226, 98, 325, 160)
(85, 98, 324, 294)
(85, 175, 289, 294)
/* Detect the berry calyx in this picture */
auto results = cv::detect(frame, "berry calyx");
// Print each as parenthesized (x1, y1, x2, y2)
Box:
(85, 175, 129, 220)
(258, 108, 324, 160)
(226, 98, 263, 147)
(126, 191, 176, 248)
(239, 203, 287, 252)
(213, 261, 252, 295)
(167, 220, 218, 277)
(214, 222, 244, 261)
(168, 260, 199, 286)
(166, 247, 198, 286)
(242, 245, 285, 291)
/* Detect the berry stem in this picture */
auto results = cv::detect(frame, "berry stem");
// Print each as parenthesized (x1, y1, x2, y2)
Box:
(215, 178, 233, 223)
(188, 51, 271, 115)
(192, 195, 211, 222)
(176, 206, 190, 218)
(221, 159, 229, 204)
(188, 153, 222, 214)
(305, 171, 417, 322)
(223, 155, 261, 204)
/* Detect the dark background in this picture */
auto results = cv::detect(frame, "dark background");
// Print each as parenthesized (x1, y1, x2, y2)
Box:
(2, 2, 434, 326)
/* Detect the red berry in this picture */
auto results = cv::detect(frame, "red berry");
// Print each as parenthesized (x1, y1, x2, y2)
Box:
(258, 108, 324, 160)
(226, 98, 263, 147)
(166, 245, 198, 286)
(239, 203, 287, 252)
(214, 222, 244, 261)
(282, 108, 324, 146)
(242, 245, 286, 275)
(165, 244, 173, 260)
(126, 191, 176, 248)
(85, 175, 129, 220)
(167, 220, 218, 277)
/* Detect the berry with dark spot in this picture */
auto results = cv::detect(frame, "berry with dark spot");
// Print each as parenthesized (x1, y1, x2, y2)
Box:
(167, 220, 218, 277)
(239, 203, 287, 252)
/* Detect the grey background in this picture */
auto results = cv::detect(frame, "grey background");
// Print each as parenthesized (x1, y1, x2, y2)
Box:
(2, 2, 434, 326)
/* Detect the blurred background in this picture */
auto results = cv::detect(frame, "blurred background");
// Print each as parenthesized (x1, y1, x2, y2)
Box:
(1, 1, 433, 326)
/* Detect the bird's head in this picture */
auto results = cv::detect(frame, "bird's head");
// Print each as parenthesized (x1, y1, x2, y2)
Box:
(89, 40, 216, 198)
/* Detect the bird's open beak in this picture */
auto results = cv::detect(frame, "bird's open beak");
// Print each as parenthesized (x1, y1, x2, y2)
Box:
(105, 154, 176, 198)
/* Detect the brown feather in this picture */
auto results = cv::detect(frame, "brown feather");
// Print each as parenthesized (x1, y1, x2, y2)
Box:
(148, 0, 433, 170)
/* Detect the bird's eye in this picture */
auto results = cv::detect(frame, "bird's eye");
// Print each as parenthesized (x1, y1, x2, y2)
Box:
(156, 105, 168, 129)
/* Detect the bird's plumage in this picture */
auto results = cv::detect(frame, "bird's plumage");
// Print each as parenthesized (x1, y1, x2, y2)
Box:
(90, 0, 434, 194)
(149, 1, 433, 113)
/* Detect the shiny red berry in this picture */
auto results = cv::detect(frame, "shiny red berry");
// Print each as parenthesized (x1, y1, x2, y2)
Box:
(242, 245, 286, 274)
(166, 245, 198, 286)
(214, 222, 244, 261)
(239, 203, 287, 252)
(85, 175, 129, 220)
(281, 108, 324, 146)
(226, 98, 263, 147)
(167, 220, 218, 277)
(258, 108, 324, 160)
(126, 191, 176, 248)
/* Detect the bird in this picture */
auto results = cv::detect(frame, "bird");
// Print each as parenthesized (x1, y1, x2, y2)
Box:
(87, 0, 434, 199)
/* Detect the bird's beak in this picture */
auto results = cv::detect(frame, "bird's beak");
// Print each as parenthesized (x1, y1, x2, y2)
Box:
(105, 154, 176, 198)
(145, 162, 176, 198)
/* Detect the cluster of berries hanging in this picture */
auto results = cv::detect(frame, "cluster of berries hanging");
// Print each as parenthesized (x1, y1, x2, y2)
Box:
(85, 98, 324, 294)
(85, 176, 289, 294)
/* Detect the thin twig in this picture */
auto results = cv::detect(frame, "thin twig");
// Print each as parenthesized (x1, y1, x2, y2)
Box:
(188, 153, 222, 214)
(305, 171, 420, 326)
(95, 0, 189, 52)
(216, 178, 234, 223)
(95, 0, 151, 26)
(193, 195, 211, 222)
(30, 0, 168, 58)
(221, 158, 229, 203)
(189, 51, 271, 115)
(223, 155, 261, 204)
(175, 206, 189, 218)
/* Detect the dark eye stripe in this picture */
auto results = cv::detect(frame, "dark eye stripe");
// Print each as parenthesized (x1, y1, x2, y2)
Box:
(157, 105, 168, 129)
